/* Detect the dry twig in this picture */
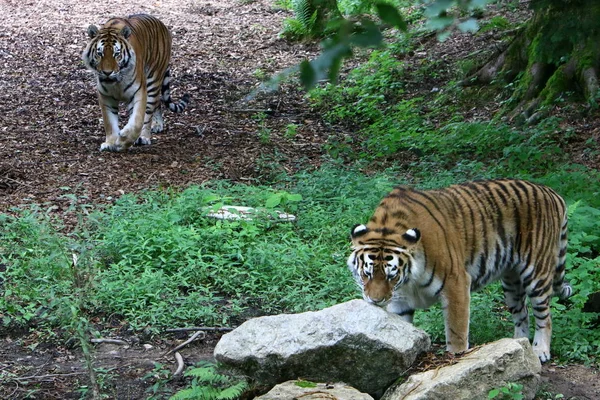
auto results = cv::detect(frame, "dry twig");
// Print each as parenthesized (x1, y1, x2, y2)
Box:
(164, 330, 206, 356)
(90, 338, 129, 346)
(173, 352, 185, 377)
(165, 326, 233, 333)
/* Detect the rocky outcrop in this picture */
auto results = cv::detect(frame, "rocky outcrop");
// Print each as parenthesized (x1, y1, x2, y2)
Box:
(214, 299, 431, 397)
(255, 380, 374, 400)
(381, 337, 542, 400)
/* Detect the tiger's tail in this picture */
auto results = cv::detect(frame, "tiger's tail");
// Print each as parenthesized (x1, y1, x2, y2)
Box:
(553, 211, 573, 300)
(161, 68, 190, 113)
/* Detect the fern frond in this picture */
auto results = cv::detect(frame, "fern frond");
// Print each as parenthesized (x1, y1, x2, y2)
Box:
(184, 367, 229, 384)
(293, 0, 317, 31)
(216, 381, 249, 400)
(169, 386, 220, 400)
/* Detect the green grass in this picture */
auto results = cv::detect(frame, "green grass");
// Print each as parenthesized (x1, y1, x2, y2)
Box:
(1, 2, 599, 369)
(303, 28, 600, 364)
(1, 161, 598, 363)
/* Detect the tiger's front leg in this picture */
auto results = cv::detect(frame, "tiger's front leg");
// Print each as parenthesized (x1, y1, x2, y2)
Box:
(441, 273, 471, 354)
(99, 96, 121, 152)
(107, 90, 147, 152)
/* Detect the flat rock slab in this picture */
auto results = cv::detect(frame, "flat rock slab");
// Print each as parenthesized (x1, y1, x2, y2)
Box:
(255, 380, 374, 400)
(382, 337, 542, 400)
(214, 299, 431, 396)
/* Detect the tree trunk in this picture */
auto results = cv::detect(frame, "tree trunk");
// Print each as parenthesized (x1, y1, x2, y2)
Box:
(467, 0, 600, 124)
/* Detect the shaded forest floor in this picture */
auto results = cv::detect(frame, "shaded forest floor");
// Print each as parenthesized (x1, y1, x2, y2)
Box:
(0, 0, 598, 398)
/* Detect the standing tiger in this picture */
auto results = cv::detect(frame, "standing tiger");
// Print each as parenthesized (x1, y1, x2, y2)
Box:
(347, 179, 572, 362)
(82, 14, 189, 152)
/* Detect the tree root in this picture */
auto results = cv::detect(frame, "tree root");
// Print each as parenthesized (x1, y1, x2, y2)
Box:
(164, 330, 206, 356)
(582, 66, 599, 104)
(173, 352, 185, 377)
(466, 35, 600, 124)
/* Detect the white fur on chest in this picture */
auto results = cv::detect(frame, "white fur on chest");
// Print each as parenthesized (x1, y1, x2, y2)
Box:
(97, 66, 138, 102)
(388, 252, 440, 311)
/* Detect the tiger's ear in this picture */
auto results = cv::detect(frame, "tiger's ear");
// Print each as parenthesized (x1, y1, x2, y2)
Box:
(87, 25, 99, 38)
(351, 224, 368, 239)
(121, 26, 132, 39)
(402, 228, 421, 244)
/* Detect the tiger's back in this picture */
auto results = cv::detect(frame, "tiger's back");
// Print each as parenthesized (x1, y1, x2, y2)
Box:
(105, 14, 173, 86)
(347, 179, 571, 362)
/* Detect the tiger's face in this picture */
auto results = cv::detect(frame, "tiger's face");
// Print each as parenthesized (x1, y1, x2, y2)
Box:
(347, 224, 421, 306)
(82, 25, 133, 83)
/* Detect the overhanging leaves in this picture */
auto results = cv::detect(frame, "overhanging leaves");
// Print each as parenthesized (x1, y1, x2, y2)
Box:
(375, 3, 408, 31)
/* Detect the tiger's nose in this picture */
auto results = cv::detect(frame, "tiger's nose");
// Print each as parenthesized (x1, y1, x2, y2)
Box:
(365, 295, 389, 307)
(101, 70, 113, 77)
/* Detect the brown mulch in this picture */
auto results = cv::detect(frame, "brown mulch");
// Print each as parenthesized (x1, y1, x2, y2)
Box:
(0, 0, 328, 220)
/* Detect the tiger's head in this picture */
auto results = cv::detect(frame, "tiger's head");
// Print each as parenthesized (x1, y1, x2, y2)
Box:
(347, 224, 421, 306)
(82, 24, 134, 83)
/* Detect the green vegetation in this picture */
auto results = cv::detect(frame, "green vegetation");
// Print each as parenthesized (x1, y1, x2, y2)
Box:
(169, 363, 247, 400)
(1, 0, 599, 397)
(488, 383, 524, 400)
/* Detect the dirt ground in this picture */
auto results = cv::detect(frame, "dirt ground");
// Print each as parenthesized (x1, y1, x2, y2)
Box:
(0, 0, 599, 398)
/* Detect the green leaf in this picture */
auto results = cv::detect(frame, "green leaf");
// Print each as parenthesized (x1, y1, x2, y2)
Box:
(295, 380, 318, 388)
(426, 15, 454, 31)
(471, 0, 494, 9)
(350, 21, 383, 47)
(458, 18, 479, 33)
(287, 193, 303, 202)
(424, 0, 453, 17)
(375, 3, 407, 31)
(488, 388, 499, 398)
(265, 194, 282, 208)
(300, 59, 317, 91)
(302, 42, 352, 90)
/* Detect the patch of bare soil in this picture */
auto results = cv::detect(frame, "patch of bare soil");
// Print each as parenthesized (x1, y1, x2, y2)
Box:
(0, 0, 326, 220)
(0, 0, 598, 398)
(0, 330, 223, 399)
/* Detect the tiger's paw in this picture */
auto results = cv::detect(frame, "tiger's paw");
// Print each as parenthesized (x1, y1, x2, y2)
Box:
(135, 136, 152, 146)
(151, 121, 164, 134)
(100, 142, 125, 152)
(533, 347, 551, 363)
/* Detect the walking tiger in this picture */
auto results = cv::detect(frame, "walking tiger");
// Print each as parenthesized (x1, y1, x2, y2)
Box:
(82, 14, 189, 152)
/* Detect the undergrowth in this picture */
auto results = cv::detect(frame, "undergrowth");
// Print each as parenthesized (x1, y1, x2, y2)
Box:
(1, 161, 599, 364)
(303, 17, 600, 364)
(0, 7, 599, 400)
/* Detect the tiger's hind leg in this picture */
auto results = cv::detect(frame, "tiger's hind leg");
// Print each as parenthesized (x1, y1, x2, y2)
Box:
(135, 111, 154, 146)
(502, 272, 530, 339)
(135, 87, 162, 146)
(530, 294, 552, 362)
(151, 105, 165, 134)
(527, 277, 554, 363)
(516, 262, 554, 362)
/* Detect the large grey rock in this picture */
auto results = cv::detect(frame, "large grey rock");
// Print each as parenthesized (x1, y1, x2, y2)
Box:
(214, 299, 430, 396)
(381, 338, 542, 400)
(255, 380, 374, 400)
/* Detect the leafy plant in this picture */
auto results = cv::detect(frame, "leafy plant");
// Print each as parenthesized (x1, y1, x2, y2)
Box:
(284, 123, 299, 138)
(488, 383, 524, 400)
(170, 363, 248, 400)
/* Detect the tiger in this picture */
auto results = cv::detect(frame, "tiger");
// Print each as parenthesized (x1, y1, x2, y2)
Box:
(347, 179, 572, 363)
(82, 14, 190, 152)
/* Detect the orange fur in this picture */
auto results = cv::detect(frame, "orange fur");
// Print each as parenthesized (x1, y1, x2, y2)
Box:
(82, 14, 189, 152)
(347, 179, 571, 362)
